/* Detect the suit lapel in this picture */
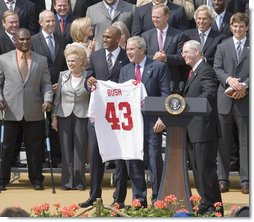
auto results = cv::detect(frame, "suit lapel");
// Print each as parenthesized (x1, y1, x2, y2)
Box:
(151, 29, 159, 51)
(163, 29, 174, 51)
(184, 62, 202, 92)
(237, 38, 249, 66)
(142, 58, 153, 86)
(99, 2, 111, 20)
(39, 32, 54, 62)
(10, 51, 23, 82)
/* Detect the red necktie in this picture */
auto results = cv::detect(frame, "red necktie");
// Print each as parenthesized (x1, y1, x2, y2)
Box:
(135, 64, 141, 81)
(60, 18, 64, 33)
(188, 70, 193, 79)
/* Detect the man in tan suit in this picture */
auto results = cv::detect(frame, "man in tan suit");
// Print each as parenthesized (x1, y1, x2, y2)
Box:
(0, 28, 53, 191)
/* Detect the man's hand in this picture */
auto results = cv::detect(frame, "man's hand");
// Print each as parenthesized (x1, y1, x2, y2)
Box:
(153, 118, 166, 133)
(42, 101, 52, 112)
(227, 77, 242, 90)
(0, 100, 6, 111)
(87, 76, 97, 88)
(232, 84, 248, 100)
(52, 83, 58, 93)
(51, 116, 58, 131)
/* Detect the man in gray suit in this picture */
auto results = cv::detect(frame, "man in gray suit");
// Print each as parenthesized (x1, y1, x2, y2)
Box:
(214, 12, 249, 194)
(0, 28, 53, 191)
(86, 0, 135, 50)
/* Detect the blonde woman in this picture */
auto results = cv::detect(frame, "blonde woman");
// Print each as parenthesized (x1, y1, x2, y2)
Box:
(51, 43, 90, 190)
(70, 17, 96, 59)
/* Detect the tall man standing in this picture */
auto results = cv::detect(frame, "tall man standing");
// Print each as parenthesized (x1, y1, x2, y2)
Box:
(78, 26, 130, 208)
(0, 28, 53, 190)
(214, 12, 249, 194)
(182, 40, 222, 215)
(118, 36, 170, 205)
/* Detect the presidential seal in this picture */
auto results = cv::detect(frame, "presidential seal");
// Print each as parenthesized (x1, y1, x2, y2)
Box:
(165, 94, 186, 115)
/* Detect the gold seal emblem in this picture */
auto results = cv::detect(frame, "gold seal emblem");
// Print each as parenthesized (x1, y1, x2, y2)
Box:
(165, 94, 186, 115)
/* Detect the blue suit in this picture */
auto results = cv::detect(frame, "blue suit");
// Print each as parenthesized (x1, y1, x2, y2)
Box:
(118, 57, 170, 204)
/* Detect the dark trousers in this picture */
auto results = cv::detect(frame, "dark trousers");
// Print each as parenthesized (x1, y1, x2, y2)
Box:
(0, 119, 45, 186)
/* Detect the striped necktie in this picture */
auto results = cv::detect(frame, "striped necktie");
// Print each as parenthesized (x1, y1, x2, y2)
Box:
(236, 41, 242, 62)
(107, 52, 113, 73)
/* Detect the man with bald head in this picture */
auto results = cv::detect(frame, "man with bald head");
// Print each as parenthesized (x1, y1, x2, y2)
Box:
(0, 28, 53, 191)
(78, 26, 131, 208)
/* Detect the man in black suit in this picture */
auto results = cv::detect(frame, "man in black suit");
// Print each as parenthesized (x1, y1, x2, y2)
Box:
(131, 0, 189, 36)
(78, 26, 130, 208)
(0, 10, 17, 53)
(118, 36, 170, 205)
(53, 0, 74, 44)
(183, 5, 225, 67)
(211, 0, 232, 38)
(182, 40, 222, 215)
(141, 4, 185, 85)
(214, 13, 249, 195)
(31, 10, 67, 168)
(0, 0, 38, 35)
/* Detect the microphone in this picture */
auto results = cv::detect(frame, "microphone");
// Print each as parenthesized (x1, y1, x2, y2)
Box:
(169, 81, 174, 94)
(178, 81, 185, 95)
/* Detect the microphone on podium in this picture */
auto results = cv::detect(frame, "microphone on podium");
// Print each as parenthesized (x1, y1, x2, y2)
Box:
(169, 81, 175, 94)
(178, 81, 185, 96)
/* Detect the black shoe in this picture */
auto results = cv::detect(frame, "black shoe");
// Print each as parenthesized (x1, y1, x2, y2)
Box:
(78, 198, 95, 208)
(0, 185, 6, 191)
(34, 183, 44, 190)
(11, 161, 27, 168)
(219, 181, 229, 193)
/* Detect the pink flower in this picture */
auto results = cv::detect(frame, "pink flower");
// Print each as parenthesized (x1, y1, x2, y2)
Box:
(131, 199, 141, 208)
(215, 212, 222, 217)
(214, 202, 223, 208)
(113, 202, 120, 209)
(164, 194, 177, 204)
(154, 200, 167, 209)
(189, 195, 201, 203)
(53, 203, 61, 209)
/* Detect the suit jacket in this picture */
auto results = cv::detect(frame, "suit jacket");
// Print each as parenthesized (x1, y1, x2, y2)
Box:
(0, 0, 38, 35)
(86, 0, 135, 50)
(0, 50, 53, 121)
(31, 31, 67, 84)
(184, 60, 220, 142)
(0, 30, 16, 54)
(214, 37, 249, 116)
(193, 0, 206, 9)
(119, 57, 170, 134)
(70, 0, 98, 18)
(53, 70, 90, 118)
(86, 47, 130, 84)
(183, 28, 226, 66)
(211, 10, 233, 38)
(131, 1, 189, 36)
(54, 14, 74, 44)
(141, 27, 185, 84)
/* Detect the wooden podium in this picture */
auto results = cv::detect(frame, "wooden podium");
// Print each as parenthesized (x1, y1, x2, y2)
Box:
(142, 97, 211, 211)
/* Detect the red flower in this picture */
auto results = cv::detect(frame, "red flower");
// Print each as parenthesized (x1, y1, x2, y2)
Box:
(164, 194, 177, 204)
(131, 199, 141, 208)
(154, 200, 167, 209)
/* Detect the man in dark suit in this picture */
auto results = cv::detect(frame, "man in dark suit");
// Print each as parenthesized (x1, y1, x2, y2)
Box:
(182, 40, 222, 215)
(0, 0, 38, 35)
(86, 0, 135, 50)
(0, 28, 53, 190)
(141, 4, 185, 85)
(183, 5, 225, 66)
(214, 13, 249, 195)
(211, 0, 232, 38)
(78, 26, 130, 208)
(118, 36, 170, 205)
(0, 10, 18, 54)
(131, 0, 189, 36)
(31, 10, 67, 167)
(53, 0, 74, 44)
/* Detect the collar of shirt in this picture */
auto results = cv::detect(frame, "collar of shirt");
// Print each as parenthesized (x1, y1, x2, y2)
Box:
(156, 25, 168, 37)
(152, 0, 167, 6)
(56, 14, 67, 23)
(135, 56, 147, 75)
(192, 58, 203, 73)
(5, 31, 14, 40)
(16, 49, 31, 68)
(104, 0, 119, 12)
(41, 29, 54, 39)
(233, 36, 247, 49)
(213, 9, 226, 19)
(198, 27, 211, 39)
(106, 47, 121, 64)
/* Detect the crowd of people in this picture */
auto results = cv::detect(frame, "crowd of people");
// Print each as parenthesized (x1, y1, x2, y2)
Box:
(0, 0, 249, 217)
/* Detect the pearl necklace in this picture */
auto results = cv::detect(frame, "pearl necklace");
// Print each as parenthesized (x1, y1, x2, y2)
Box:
(72, 72, 82, 78)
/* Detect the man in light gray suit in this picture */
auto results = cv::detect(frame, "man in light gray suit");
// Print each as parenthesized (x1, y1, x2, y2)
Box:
(214, 12, 249, 194)
(86, 0, 135, 50)
(0, 28, 53, 191)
